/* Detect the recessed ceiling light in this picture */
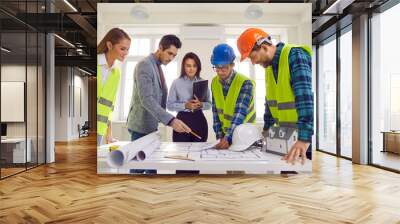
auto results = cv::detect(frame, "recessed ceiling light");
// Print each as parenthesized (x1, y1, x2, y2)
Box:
(131, 6, 149, 20)
(245, 5, 263, 20)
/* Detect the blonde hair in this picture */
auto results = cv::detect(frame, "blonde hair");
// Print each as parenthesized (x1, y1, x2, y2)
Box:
(97, 28, 130, 54)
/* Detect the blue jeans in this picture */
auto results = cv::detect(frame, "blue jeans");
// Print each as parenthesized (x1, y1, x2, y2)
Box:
(128, 129, 157, 174)
(128, 129, 147, 141)
(97, 135, 103, 146)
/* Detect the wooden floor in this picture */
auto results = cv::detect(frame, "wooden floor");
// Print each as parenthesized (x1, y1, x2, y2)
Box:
(1, 135, 400, 223)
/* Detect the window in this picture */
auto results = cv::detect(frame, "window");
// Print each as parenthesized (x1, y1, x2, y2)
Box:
(340, 28, 352, 158)
(317, 37, 337, 154)
(123, 61, 137, 119)
(129, 38, 150, 56)
(371, 3, 400, 171)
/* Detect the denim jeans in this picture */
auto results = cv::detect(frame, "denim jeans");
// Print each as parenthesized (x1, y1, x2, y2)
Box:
(97, 135, 103, 146)
(128, 129, 147, 141)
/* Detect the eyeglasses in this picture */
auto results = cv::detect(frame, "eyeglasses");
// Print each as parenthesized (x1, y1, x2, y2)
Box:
(251, 37, 272, 53)
(212, 65, 230, 71)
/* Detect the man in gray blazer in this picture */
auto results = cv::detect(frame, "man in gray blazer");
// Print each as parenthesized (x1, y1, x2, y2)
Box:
(127, 35, 191, 141)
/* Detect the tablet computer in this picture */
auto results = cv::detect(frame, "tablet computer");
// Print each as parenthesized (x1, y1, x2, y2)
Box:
(193, 80, 208, 102)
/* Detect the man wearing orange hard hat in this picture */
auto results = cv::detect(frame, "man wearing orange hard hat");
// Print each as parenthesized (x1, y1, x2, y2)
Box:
(237, 28, 313, 165)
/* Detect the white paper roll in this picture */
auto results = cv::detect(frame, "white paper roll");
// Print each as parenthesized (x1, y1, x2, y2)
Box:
(107, 132, 161, 168)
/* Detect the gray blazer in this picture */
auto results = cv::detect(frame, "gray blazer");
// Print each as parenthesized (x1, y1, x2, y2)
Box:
(127, 54, 174, 134)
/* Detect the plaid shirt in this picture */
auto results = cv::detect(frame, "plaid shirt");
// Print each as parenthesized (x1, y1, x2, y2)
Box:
(212, 71, 254, 144)
(264, 42, 314, 142)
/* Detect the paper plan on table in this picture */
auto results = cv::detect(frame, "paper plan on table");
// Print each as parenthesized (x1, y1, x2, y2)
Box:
(149, 143, 268, 161)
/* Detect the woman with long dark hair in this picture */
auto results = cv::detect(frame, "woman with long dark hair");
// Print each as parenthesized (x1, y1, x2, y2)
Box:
(167, 52, 211, 142)
(97, 28, 131, 145)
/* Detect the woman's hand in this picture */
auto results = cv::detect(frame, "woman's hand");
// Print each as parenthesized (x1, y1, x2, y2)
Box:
(192, 95, 203, 109)
(185, 100, 198, 110)
(185, 97, 201, 110)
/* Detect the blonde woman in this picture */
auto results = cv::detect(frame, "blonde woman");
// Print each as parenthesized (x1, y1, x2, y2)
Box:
(97, 28, 131, 145)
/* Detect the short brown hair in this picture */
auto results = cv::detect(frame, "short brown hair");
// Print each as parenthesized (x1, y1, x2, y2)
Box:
(159, 34, 181, 51)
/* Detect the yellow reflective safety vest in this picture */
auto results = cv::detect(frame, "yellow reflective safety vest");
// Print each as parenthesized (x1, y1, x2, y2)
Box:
(265, 43, 312, 128)
(97, 63, 121, 137)
(211, 72, 256, 135)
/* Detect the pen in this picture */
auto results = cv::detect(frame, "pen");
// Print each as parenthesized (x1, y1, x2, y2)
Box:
(190, 131, 202, 140)
(164, 155, 195, 161)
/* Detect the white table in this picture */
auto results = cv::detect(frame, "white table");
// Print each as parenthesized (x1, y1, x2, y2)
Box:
(97, 142, 312, 175)
(1, 138, 31, 163)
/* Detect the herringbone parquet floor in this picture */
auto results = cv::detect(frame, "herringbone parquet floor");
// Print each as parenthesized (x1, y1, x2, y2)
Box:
(1, 135, 399, 224)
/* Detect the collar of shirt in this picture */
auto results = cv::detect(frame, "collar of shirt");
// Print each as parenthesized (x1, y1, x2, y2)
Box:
(151, 53, 162, 66)
(219, 70, 236, 86)
(98, 53, 116, 70)
(182, 75, 199, 82)
(271, 42, 285, 71)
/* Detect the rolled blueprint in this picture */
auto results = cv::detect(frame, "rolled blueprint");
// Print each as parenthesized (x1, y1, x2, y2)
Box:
(106, 131, 161, 168)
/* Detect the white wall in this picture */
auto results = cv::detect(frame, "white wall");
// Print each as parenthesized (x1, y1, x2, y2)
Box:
(1, 64, 46, 163)
(54, 67, 89, 141)
(1, 65, 33, 138)
(1, 65, 26, 141)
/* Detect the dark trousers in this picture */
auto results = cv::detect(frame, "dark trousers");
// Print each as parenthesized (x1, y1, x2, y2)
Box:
(173, 110, 208, 142)
(128, 129, 147, 141)
(306, 144, 312, 160)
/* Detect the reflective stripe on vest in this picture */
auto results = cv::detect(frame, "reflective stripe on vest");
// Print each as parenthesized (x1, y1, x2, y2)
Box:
(265, 43, 312, 128)
(97, 60, 121, 137)
(211, 72, 256, 135)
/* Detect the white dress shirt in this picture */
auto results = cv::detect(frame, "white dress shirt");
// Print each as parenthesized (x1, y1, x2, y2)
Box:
(98, 53, 118, 85)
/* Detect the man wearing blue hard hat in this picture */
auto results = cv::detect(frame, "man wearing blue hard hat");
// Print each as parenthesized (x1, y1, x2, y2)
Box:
(210, 43, 256, 149)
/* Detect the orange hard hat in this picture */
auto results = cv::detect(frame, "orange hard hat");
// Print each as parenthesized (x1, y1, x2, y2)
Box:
(237, 28, 269, 62)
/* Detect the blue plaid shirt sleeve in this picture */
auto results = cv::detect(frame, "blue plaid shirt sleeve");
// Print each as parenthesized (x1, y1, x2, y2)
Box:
(212, 95, 224, 140)
(289, 47, 314, 142)
(263, 101, 276, 130)
(225, 80, 254, 144)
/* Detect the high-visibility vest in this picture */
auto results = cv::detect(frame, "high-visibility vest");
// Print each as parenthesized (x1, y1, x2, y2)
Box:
(97, 63, 121, 137)
(265, 43, 312, 128)
(211, 72, 256, 135)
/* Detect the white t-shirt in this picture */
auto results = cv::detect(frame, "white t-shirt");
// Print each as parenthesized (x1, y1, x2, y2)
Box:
(98, 53, 118, 85)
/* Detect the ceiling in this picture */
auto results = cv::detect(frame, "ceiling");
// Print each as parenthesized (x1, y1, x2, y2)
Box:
(0, 0, 392, 74)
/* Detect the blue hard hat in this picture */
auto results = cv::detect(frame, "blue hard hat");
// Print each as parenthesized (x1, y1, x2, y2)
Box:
(210, 43, 236, 66)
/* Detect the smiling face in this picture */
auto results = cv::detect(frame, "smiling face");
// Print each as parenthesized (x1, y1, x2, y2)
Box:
(107, 38, 131, 62)
(184, 58, 198, 79)
(158, 45, 178, 65)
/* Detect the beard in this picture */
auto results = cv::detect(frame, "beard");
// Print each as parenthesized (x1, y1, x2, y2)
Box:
(261, 61, 271, 68)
